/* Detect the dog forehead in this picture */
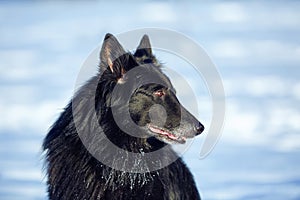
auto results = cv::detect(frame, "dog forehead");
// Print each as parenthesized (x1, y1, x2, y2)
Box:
(136, 65, 172, 88)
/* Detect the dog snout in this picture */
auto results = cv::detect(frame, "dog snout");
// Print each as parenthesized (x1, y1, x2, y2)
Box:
(195, 123, 204, 135)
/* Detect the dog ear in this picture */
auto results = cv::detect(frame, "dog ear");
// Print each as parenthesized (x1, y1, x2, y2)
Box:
(100, 33, 127, 74)
(134, 34, 152, 57)
(134, 35, 158, 65)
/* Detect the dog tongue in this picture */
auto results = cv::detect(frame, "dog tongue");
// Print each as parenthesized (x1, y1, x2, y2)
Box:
(149, 126, 173, 137)
(148, 125, 185, 143)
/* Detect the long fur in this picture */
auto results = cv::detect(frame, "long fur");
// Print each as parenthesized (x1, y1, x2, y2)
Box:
(43, 34, 202, 200)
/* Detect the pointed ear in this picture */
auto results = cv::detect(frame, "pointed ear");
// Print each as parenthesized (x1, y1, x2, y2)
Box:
(100, 33, 126, 73)
(134, 34, 153, 58)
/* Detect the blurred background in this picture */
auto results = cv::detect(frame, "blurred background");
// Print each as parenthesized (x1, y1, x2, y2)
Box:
(0, 1, 300, 199)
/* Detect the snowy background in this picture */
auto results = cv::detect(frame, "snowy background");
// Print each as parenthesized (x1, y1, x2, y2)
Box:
(0, 1, 300, 199)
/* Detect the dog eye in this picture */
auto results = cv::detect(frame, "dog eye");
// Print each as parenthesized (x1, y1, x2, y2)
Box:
(154, 90, 165, 97)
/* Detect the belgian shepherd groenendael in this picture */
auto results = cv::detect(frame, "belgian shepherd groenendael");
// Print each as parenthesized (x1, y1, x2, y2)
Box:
(43, 33, 204, 200)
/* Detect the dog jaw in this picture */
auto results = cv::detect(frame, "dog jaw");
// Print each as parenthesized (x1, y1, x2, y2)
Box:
(147, 124, 187, 144)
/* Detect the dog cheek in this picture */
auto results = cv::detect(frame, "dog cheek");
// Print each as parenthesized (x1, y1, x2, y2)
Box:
(148, 104, 167, 127)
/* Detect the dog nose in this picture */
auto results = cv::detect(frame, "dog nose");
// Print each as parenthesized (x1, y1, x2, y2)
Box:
(195, 123, 204, 135)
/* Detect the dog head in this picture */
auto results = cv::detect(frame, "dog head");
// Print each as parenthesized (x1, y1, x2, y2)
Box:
(99, 33, 204, 144)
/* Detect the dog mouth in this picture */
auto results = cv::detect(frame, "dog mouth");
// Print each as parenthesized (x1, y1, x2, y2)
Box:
(147, 124, 186, 144)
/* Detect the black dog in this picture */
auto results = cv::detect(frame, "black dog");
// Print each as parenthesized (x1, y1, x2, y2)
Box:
(43, 33, 204, 200)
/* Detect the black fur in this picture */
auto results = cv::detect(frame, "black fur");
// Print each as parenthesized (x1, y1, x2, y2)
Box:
(43, 33, 204, 200)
